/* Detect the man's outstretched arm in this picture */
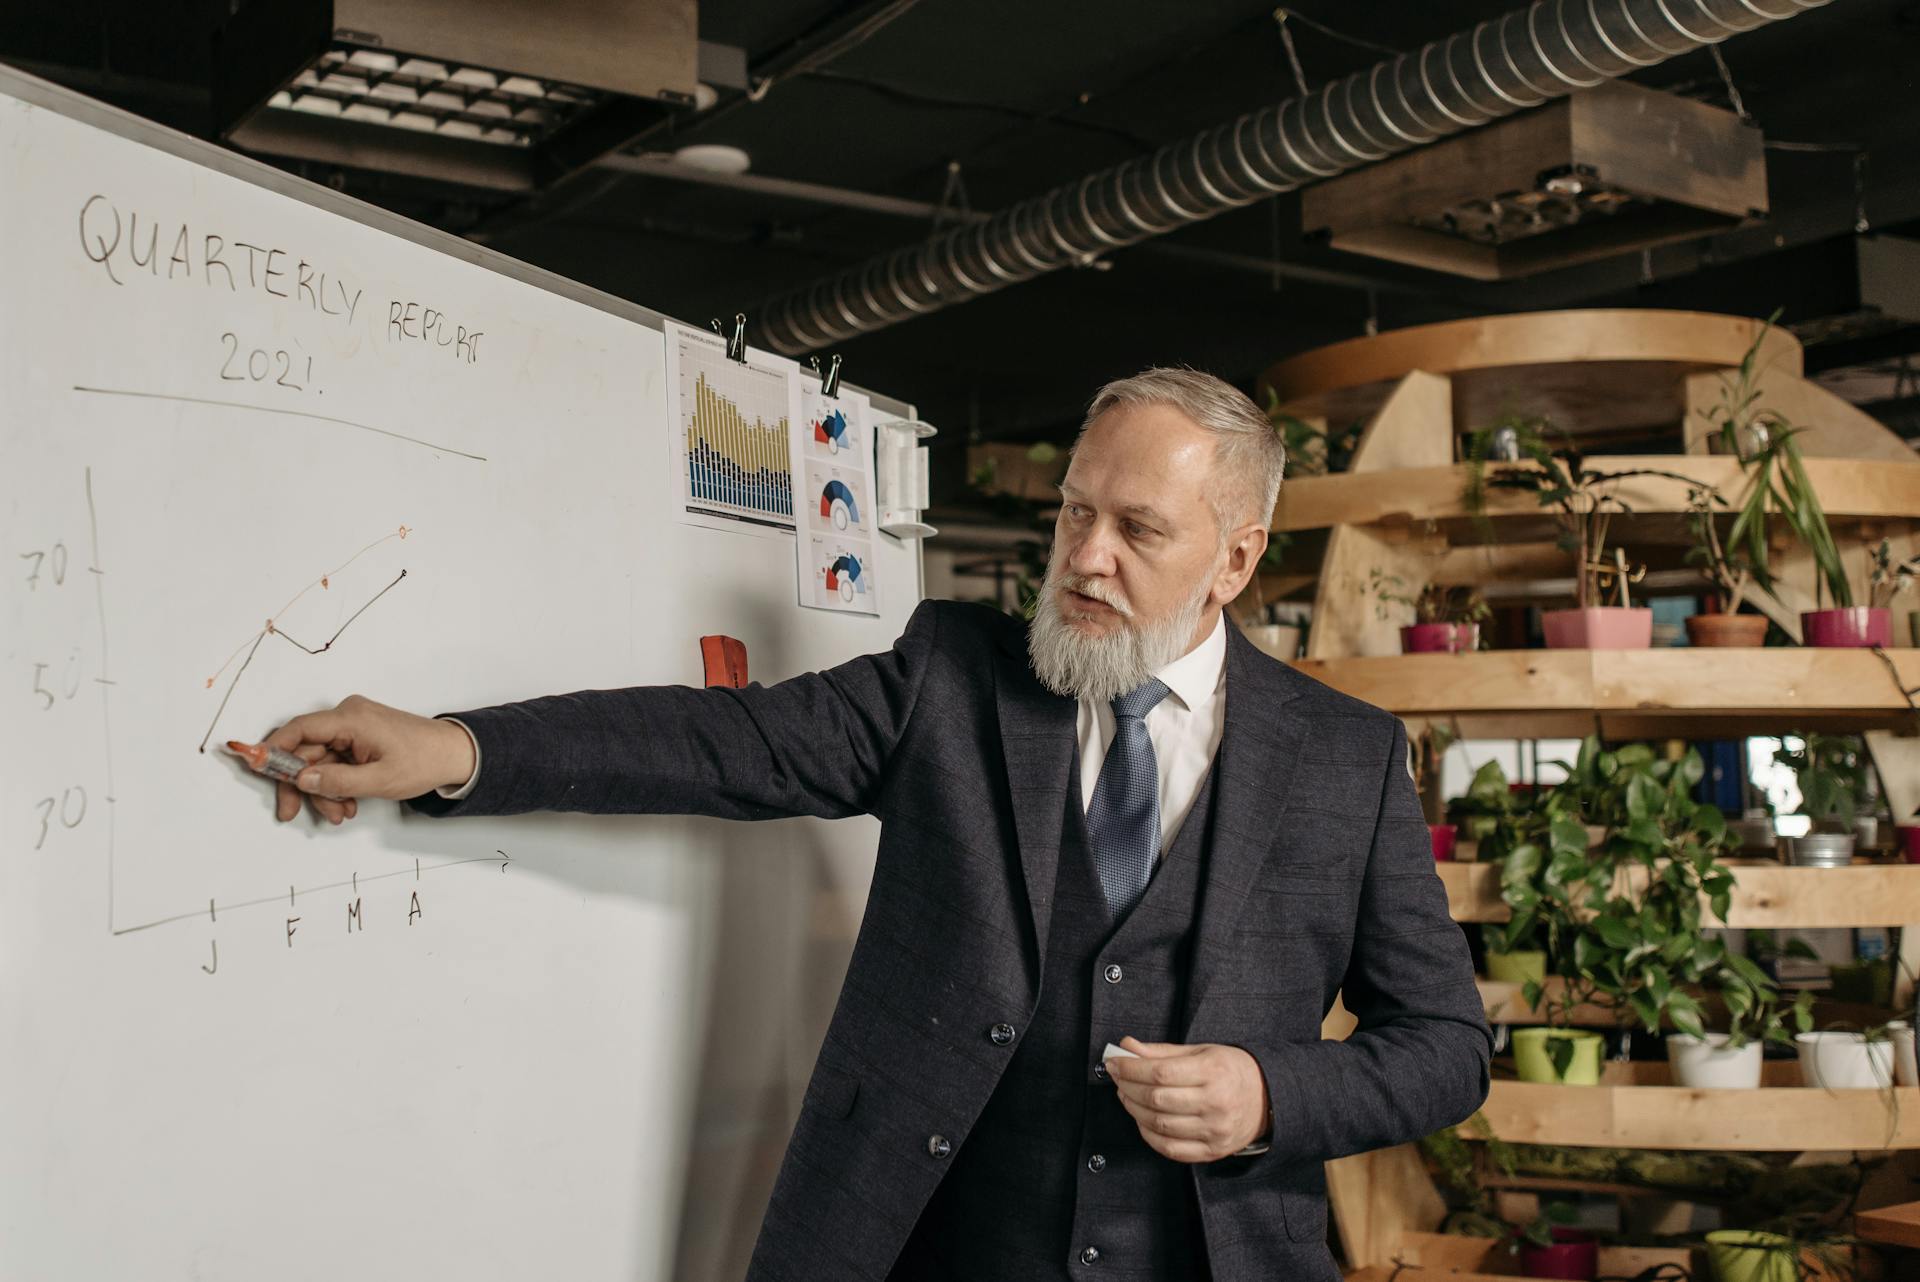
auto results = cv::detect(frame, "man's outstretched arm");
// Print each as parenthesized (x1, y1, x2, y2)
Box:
(265, 601, 943, 825)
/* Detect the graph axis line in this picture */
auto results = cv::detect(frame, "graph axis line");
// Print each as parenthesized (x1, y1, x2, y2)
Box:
(109, 852, 510, 937)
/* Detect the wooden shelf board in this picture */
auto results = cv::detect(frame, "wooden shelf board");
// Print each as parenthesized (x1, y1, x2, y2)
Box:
(1480, 1065, 1920, 1151)
(1445, 859, 1920, 929)
(1856, 1200, 1920, 1249)
(1271, 455, 1920, 533)
(1290, 649, 1920, 735)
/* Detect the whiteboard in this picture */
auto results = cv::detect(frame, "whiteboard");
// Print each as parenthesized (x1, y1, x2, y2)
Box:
(0, 65, 921, 1282)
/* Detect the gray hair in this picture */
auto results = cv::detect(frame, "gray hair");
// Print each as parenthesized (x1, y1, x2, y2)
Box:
(1076, 366, 1286, 535)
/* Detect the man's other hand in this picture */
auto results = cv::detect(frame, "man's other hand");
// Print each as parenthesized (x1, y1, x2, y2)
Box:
(1105, 1036, 1272, 1163)
(264, 695, 475, 825)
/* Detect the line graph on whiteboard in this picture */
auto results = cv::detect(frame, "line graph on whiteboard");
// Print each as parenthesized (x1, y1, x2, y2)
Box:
(15, 467, 511, 963)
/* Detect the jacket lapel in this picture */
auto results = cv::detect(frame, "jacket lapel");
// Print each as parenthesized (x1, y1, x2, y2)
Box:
(993, 631, 1077, 978)
(1182, 621, 1308, 1035)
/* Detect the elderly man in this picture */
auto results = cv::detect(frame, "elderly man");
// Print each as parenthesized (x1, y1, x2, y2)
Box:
(267, 367, 1490, 1281)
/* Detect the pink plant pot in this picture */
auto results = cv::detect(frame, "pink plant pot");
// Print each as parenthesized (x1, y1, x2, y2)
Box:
(1541, 607, 1652, 650)
(1901, 825, 1920, 865)
(1400, 622, 1479, 654)
(1429, 823, 1458, 862)
(1801, 607, 1891, 648)
(1520, 1229, 1599, 1280)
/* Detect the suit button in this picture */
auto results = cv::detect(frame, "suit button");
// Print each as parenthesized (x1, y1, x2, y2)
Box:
(1103, 963, 1123, 983)
(926, 1134, 951, 1159)
(1080, 1246, 1101, 1265)
(988, 1022, 1016, 1046)
(1093, 1061, 1109, 1081)
(1087, 1153, 1107, 1173)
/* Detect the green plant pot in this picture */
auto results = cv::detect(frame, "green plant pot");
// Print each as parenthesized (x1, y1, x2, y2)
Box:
(1512, 1028, 1603, 1085)
(1705, 1230, 1796, 1282)
(1827, 958, 1893, 1007)
(1486, 950, 1547, 987)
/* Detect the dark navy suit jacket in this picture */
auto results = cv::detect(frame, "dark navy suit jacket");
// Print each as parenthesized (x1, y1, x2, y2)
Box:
(411, 600, 1492, 1280)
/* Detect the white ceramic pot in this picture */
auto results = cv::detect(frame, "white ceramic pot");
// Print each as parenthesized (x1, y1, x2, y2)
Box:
(1796, 1031, 1895, 1088)
(1888, 1021, 1917, 1087)
(1667, 1033, 1762, 1088)
(1245, 623, 1302, 662)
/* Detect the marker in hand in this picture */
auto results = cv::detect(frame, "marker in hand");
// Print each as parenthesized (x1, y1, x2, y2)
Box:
(225, 738, 308, 784)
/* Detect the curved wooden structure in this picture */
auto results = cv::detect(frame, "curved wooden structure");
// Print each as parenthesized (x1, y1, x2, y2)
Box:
(1264, 308, 1800, 405)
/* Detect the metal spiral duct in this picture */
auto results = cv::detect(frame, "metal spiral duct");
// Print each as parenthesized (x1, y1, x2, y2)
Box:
(759, 0, 1831, 355)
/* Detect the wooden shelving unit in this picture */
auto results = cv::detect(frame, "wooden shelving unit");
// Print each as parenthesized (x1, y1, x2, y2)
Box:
(1480, 1062, 1920, 1151)
(1263, 310, 1920, 1274)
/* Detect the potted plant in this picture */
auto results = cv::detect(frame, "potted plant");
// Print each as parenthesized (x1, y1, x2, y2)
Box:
(1795, 1023, 1895, 1090)
(1511, 1201, 1597, 1281)
(1371, 570, 1490, 654)
(1240, 538, 1304, 660)
(1504, 739, 1751, 1083)
(1668, 976, 1815, 1090)
(1793, 532, 1916, 649)
(1774, 734, 1869, 863)
(1705, 1230, 1798, 1282)
(1262, 391, 1362, 476)
(1691, 311, 1870, 648)
(1451, 760, 1551, 980)
(1463, 416, 1700, 650)
(1704, 315, 1905, 648)
(1682, 481, 1772, 648)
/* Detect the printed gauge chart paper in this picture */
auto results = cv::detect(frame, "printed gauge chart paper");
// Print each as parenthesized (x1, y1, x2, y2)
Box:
(793, 381, 880, 615)
(665, 319, 802, 537)
(806, 537, 876, 611)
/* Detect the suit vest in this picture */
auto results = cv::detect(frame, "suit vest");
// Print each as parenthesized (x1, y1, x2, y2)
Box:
(888, 755, 1220, 1281)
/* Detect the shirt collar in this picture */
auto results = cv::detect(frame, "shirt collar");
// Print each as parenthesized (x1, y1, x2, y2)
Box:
(1152, 609, 1227, 712)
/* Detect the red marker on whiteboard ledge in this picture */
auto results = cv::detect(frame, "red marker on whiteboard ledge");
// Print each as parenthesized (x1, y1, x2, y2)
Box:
(700, 635, 749, 689)
(225, 739, 307, 783)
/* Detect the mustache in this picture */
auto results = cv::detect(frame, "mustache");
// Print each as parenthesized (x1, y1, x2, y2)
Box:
(1054, 574, 1134, 619)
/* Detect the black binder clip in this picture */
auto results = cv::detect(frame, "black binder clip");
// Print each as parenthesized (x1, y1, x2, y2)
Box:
(709, 312, 748, 363)
(809, 354, 845, 399)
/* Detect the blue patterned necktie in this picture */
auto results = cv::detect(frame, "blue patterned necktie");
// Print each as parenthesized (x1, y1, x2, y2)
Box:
(1086, 678, 1172, 918)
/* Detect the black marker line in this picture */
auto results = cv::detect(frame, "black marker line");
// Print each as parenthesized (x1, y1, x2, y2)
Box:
(109, 854, 504, 937)
(271, 570, 408, 655)
(197, 632, 266, 753)
(71, 386, 488, 463)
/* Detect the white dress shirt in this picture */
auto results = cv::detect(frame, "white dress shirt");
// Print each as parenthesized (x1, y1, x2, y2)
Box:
(1075, 610, 1228, 857)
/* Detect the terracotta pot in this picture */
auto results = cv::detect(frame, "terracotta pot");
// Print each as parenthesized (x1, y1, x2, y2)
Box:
(1400, 622, 1479, 653)
(1542, 607, 1652, 650)
(1801, 607, 1891, 648)
(1686, 614, 1768, 647)
(1429, 823, 1457, 861)
(1520, 1228, 1599, 1280)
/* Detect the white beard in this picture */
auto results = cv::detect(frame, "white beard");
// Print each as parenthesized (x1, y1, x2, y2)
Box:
(1027, 558, 1215, 703)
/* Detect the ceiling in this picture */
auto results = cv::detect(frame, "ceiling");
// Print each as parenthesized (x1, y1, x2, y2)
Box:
(6, 0, 1920, 503)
